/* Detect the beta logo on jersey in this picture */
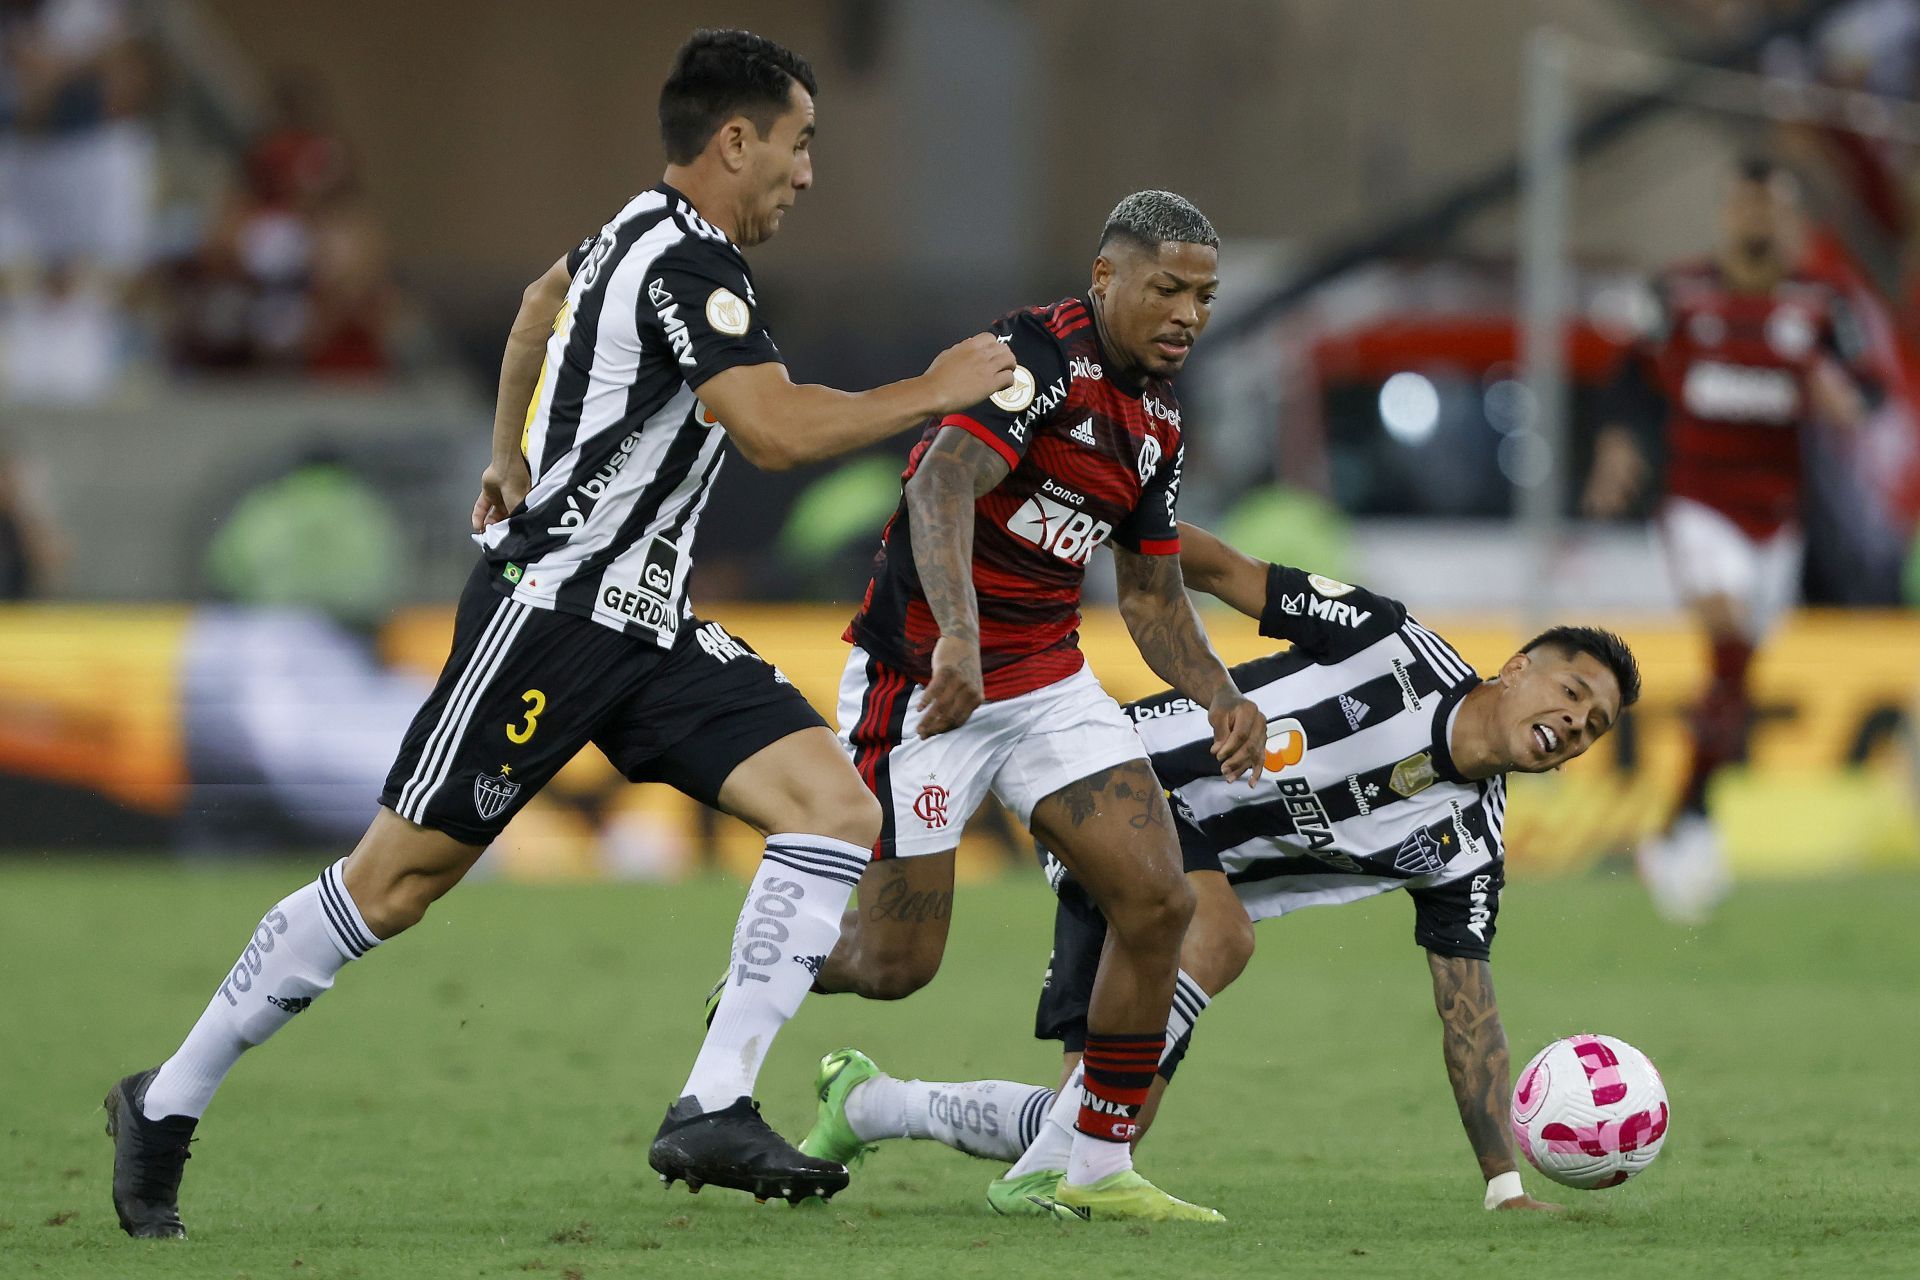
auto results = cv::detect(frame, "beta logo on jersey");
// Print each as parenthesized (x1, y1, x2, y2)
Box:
(1006, 492, 1112, 565)
(706, 287, 750, 336)
(1264, 717, 1308, 772)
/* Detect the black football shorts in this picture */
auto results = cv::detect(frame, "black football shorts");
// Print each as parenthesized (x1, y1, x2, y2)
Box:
(379, 561, 826, 845)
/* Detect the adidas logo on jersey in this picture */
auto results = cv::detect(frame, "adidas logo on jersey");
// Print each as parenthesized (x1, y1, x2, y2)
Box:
(1069, 418, 1098, 446)
(1339, 694, 1370, 730)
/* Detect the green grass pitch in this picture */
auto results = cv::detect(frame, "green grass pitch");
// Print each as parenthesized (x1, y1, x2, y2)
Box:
(2, 859, 1916, 1278)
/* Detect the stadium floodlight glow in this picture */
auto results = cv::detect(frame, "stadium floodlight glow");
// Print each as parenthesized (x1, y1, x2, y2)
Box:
(1379, 371, 1441, 445)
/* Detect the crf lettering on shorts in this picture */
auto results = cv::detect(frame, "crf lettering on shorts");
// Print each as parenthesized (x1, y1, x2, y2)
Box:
(216, 910, 291, 1005)
(732, 876, 804, 988)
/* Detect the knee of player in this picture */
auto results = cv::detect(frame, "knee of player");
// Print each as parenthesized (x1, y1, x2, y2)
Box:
(856, 949, 940, 1000)
(1111, 873, 1194, 948)
(791, 780, 883, 848)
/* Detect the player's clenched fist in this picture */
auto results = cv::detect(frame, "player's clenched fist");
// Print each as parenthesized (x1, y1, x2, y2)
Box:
(916, 634, 985, 736)
(922, 332, 1018, 414)
(1208, 691, 1266, 784)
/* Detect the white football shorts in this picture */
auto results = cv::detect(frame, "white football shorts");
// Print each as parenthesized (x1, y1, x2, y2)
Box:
(1657, 496, 1803, 641)
(837, 645, 1146, 858)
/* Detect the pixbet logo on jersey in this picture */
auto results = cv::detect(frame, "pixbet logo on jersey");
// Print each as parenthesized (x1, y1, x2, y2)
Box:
(1006, 493, 1112, 565)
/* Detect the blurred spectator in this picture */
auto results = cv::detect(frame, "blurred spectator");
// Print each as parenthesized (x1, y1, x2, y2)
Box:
(170, 69, 395, 376)
(0, 427, 67, 596)
(0, 0, 156, 404)
(0, 0, 157, 284)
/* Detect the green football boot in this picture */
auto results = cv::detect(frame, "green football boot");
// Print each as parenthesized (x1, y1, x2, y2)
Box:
(1052, 1170, 1227, 1224)
(985, 1169, 1076, 1220)
(797, 1048, 882, 1170)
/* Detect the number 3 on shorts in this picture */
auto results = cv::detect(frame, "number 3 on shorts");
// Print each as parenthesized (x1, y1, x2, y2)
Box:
(506, 689, 546, 743)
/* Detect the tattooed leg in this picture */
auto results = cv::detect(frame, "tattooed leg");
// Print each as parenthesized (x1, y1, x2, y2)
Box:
(813, 851, 957, 1000)
(1029, 760, 1191, 1039)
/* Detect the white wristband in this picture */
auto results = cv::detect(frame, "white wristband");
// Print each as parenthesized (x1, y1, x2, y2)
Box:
(1483, 1170, 1525, 1210)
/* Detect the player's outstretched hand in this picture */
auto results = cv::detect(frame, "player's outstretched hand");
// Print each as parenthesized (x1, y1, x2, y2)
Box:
(922, 333, 1018, 414)
(1209, 691, 1266, 785)
(1493, 1193, 1565, 1213)
(917, 635, 984, 737)
(472, 456, 532, 532)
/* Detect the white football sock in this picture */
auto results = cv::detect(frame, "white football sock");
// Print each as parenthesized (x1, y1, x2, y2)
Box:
(143, 859, 380, 1120)
(1008, 969, 1211, 1178)
(845, 1074, 1055, 1162)
(681, 834, 866, 1112)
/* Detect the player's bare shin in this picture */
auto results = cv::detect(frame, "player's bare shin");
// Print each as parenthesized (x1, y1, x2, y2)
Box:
(1113, 546, 1263, 782)
(904, 429, 1010, 735)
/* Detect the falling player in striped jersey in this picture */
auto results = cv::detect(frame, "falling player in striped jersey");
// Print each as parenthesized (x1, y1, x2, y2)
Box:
(1582, 156, 1867, 923)
(102, 29, 1017, 1235)
(797, 522, 1640, 1218)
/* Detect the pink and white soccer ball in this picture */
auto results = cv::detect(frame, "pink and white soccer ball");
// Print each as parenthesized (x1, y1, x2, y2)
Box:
(1511, 1034, 1670, 1189)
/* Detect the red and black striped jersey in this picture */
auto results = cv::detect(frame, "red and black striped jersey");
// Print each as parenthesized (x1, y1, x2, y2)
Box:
(1614, 261, 1863, 537)
(846, 296, 1185, 699)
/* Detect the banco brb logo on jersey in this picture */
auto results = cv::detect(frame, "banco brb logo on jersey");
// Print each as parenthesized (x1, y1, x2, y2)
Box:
(1006, 493, 1111, 565)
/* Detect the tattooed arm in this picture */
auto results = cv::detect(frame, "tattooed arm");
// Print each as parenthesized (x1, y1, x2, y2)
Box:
(1112, 546, 1265, 782)
(1427, 951, 1562, 1211)
(904, 428, 1012, 735)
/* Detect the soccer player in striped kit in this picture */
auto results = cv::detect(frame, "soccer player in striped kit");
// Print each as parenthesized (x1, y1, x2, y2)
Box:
(799, 522, 1639, 1218)
(103, 29, 1017, 1235)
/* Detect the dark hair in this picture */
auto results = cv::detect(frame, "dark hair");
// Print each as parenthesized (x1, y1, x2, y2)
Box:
(1521, 625, 1642, 707)
(1098, 189, 1219, 255)
(1736, 153, 1778, 185)
(659, 29, 816, 165)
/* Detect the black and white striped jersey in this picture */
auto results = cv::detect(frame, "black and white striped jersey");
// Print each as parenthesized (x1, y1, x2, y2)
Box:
(1123, 566, 1506, 959)
(476, 182, 781, 648)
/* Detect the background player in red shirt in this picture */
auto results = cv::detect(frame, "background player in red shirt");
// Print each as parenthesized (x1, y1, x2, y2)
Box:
(819, 191, 1267, 1221)
(1583, 157, 1868, 923)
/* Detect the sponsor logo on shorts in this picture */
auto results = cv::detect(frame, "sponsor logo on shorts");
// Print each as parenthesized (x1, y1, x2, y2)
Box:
(474, 764, 520, 822)
(696, 621, 752, 663)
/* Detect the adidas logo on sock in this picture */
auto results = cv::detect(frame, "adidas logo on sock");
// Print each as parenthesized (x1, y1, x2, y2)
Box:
(1339, 693, 1370, 731)
(1069, 418, 1098, 446)
(793, 954, 825, 978)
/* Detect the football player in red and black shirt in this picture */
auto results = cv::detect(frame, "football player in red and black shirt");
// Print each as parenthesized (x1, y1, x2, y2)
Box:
(1583, 157, 1868, 922)
(813, 191, 1268, 1222)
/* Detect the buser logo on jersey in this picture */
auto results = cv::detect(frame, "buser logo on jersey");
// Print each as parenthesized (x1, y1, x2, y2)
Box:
(1006, 493, 1111, 565)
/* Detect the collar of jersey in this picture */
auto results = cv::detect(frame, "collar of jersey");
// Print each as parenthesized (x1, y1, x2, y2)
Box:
(1429, 679, 1478, 784)
(654, 181, 739, 249)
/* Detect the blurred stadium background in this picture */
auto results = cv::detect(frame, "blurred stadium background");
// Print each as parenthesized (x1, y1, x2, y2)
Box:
(1, 0, 1913, 882)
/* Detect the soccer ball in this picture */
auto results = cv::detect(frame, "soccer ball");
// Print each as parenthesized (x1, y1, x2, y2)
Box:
(1510, 1034, 1669, 1189)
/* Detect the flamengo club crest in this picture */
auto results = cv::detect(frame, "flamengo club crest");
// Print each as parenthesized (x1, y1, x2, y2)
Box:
(474, 765, 521, 822)
(913, 782, 950, 829)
